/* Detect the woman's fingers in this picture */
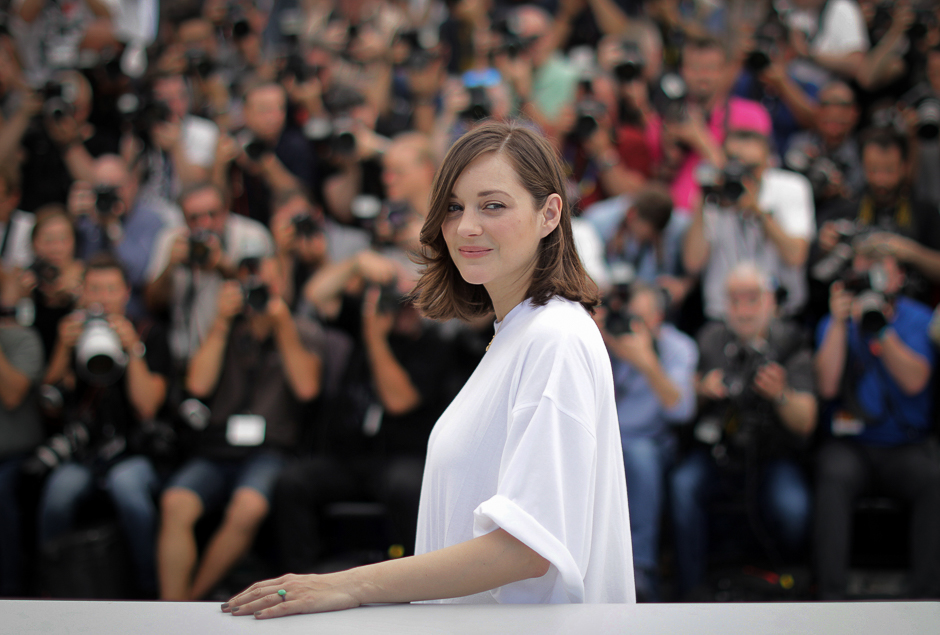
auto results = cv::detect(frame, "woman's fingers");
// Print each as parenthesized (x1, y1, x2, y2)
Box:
(229, 589, 285, 616)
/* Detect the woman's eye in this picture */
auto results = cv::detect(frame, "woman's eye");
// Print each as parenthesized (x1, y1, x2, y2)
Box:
(446, 203, 463, 214)
(483, 202, 505, 211)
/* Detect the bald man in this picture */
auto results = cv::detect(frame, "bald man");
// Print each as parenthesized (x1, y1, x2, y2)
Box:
(381, 132, 437, 220)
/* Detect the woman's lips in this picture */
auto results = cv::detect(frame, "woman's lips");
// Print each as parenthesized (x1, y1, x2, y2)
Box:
(458, 246, 492, 259)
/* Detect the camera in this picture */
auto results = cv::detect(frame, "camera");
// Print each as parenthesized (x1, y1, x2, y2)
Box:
(744, 18, 785, 75)
(696, 159, 750, 206)
(40, 80, 77, 121)
(810, 221, 874, 283)
(29, 257, 61, 286)
(241, 132, 271, 161)
(721, 340, 770, 401)
(900, 83, 940, 141)
(602, 274, 635, 336)
(376, 279, 405, 314)
(329, 117, 357, 157)
(75, 308, 128, 387)
(399, 29, 439, 71)
(21, 421, 92, 478)
(291, 213, 321, 238)
(654, 73, 688, 122)
(574, 93, 607, 142)
(184, 49, 215, 79)
(612, 41, 645, 83)
(492, 15, 538, 59)
(841, 267, 890, 338)
(784, 145, 843, 198)
(239, 257, 270, 314)
(94, 185, 120, 216)
(460, 86, 492, 122)
(188, 229, 214, 267)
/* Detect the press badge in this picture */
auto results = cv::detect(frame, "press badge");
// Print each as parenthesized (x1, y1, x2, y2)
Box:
(832, 411, 864, 437)
(226, 415, 266, 446)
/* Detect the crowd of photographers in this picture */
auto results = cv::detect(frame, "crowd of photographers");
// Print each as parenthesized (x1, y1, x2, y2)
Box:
(2, 0, 940, 604)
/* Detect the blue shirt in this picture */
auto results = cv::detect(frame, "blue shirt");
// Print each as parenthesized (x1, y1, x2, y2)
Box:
(76, 200, 166, 319)
(612, 323, 698, 441)
(816, 296, 935, 446)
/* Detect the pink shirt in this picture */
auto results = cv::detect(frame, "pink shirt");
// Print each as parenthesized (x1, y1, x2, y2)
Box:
(647, 97, 772, 212)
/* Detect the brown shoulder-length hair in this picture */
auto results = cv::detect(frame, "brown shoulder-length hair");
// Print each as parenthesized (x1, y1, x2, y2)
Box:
(412, 121, 599, 321)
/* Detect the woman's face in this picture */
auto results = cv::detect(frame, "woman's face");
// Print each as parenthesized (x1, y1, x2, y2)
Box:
(33, 217, 75, 266)
(442, 152, 560, 313)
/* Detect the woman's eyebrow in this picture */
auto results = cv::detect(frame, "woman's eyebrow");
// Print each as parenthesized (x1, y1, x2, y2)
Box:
(477, 189, 512, 198)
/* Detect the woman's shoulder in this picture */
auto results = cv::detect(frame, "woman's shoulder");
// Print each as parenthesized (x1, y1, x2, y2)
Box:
(512, 297, 603, 355)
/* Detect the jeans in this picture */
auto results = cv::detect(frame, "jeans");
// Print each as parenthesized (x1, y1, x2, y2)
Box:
(38, 456, 160, 594)
(668, 449, 811, 598)
(0, 456, 25, 596)
(814, 439, 940, 599)
(622, 434, 676, 601)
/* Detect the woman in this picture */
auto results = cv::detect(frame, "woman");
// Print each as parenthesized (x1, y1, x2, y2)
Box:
(23, 206, 84, 365)
(224, 121, 634, 617)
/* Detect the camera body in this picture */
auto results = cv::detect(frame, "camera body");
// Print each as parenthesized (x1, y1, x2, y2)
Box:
(40, 80, 76, 121)
(291, 213, 321, 238)
(188, 229, 214, 267)
(841, 268, 890, 338)
(242, 133, 272, 161)
(30, 257, 61, 286)
(900, 83, 940, 141)
(613, 41, 645, 83)
(784, 144, 844, 198)
(75, 308, 128, 387)
(376, 279, 405, 315)
(492, 16, 538, 59)
(696, 159, 752, 206)
(94, 185, 120, 216)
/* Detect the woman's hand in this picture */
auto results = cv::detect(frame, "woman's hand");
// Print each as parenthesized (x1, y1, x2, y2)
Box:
(223, 571, 363, 619)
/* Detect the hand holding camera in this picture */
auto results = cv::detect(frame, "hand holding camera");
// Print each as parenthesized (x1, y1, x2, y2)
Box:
(698, 368, 729, 401)
(752, 362, 789, 404)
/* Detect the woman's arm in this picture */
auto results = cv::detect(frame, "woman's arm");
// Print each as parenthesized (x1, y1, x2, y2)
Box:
(224, 528, 550, 618)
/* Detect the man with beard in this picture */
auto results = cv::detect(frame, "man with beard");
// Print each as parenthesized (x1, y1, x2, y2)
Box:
(815, 128, 940, 306)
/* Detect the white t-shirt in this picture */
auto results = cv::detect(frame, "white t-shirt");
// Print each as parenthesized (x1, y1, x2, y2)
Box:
(415, 297, 635, 604)
(787, 0, 869, 57)
(702, 168, 815, 319)
(182, 115, 219, 168)
(0, 210, 35, 268)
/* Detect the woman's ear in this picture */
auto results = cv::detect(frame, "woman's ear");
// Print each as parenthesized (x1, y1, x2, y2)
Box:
(539, 193, 563, 238)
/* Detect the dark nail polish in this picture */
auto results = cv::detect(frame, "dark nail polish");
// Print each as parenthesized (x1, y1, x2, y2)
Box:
(230, 606, 239, 614)
(221, 603, 229, 610)
(255, 612, 262, 618)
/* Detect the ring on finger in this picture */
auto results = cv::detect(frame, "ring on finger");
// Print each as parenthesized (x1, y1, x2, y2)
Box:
(277, 589, 287, 601)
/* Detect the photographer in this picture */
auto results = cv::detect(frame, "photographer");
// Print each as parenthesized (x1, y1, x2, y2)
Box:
(814, 250, 940, 599)
(669, 263, 817, 600)
(69, 154, 169, 319)
(157, 257, 323, 601)
(596, 282, 697, 601)
(731, 14, 825, 158)
(0, 162, 35, 269)
(144, 182, 273, 363)
(815, 128, 940, 305)
(683, 129, 815, 320)
(647, 36, 771, 211)
(24, 206, 83, 362)
(232, 81, 314, 226)
(0, 265, 44, 596)
(268, 190, 329, 313)
(282, 248, 452, 572)
(37, 252, 171, 597)
(786, 81, 865, 216)
(585, 184, 693, 316)
(135, 71, 221, 204)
